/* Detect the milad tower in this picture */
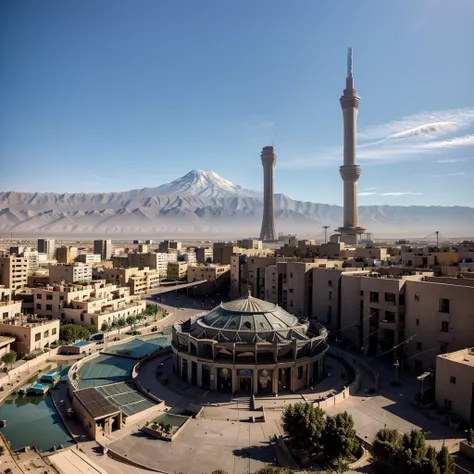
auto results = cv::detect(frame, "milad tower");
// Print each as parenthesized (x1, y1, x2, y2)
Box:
(259, 146, 277, 242)
(336, 48, 366, 244)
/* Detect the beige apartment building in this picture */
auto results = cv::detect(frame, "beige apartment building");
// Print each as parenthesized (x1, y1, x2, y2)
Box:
(0, 286, 22, 320)
(237, 239, 263, 250)
(339, 273, 425, 358)
(32, 280, 116, 320)
(187, 264, 230, 295)
(0, 316, 60, 355)
(0, 256, 28, 293)
(435, 348, 474, 426)
(56, 246, 79, 264)
(49, 263, 93, 284)
(312, 268, 370, 331)
(103, 267, 161, 294)
(354, 247, 388, 261)
(63, 293, 145, 330)
(127, 252, 177, 275)
(404, 278, 474, 371)
(167, 262, 188, 281)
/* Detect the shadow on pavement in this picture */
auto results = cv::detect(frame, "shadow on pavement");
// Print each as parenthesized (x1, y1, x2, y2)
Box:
(233, 442, 277, 465)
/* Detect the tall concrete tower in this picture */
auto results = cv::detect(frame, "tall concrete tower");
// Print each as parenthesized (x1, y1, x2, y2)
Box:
(259, 146, 277, 242)
(336, 48, 365, 244)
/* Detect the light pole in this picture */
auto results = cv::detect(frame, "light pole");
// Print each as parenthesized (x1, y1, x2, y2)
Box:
(394, 359, 400, 385)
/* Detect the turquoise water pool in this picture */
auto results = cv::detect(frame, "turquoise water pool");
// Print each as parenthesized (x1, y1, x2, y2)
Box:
(73, 340, 91, 347)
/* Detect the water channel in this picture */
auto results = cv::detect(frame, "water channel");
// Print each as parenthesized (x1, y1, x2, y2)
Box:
(0, 367, 74, 452)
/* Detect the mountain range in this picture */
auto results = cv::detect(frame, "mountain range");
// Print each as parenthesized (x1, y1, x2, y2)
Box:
(1, 170, 473, 238)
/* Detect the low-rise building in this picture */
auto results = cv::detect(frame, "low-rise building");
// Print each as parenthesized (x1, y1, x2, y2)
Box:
(0, 316, 59, 355)
(127, 252, 177, 275)
(76, 254, 101, 264)
(93, 240, 112, 261)
(237, 239, 263, 250)
(167, 262, 188, 281)
(187, 264, 230, 295)
(158, 240, 182, 252)
(32, 280, 115, 320)
(435, 348, 474, 426)
(49, 263, 93, 284)
(0, 286, 22, 320)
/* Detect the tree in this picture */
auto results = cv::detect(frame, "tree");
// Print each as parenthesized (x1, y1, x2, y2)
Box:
(422, 446, 441, 474)
(399, 430, 427, 474)
(1, 350, 17, 370)
(89, 325, 98, 335)
(101, 322, 110, 332)
(126, 316, 137, 327)
(372, 429, 402, 472)
(59, 324, 90, 344)
(282, 402, 325, 454)
(437, 446, 455, 474)
(116, 317, 126, 328)
(323, 412, 359, 463)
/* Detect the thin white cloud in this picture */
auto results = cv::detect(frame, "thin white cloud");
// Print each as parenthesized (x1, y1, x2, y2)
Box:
(280, 107, 474, 169)
(436, 158, 467, 163)
(359, 191, 423, 197)
(431, 172, 470, 178)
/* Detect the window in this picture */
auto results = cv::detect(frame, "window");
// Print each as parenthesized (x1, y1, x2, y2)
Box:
(385, 293, 396, 303)
(289, 288, 294, 293)
(61, 313, 65, 319)
(46, 294, 53, 300)
(441, 321, 449, 332)
(450, 376, 456, 384)
(37, 294, 42, 300)
(35, 333, 41, 342)
(36, 303, 41, 310)
(384, 311, 396, 323)
(2, 312, 7, 319)
(369, 292, 379, 303)
(52, 328, 57, 335)
(414, 293, 420, 302)
(298, 366, 303, 379)
(59, 296, 64, 301)
(416, 318, 420, 326)
(46, 304, 52, 311)
(444, 399, 452, 410)
(328, 291, 333, 300)
(439, 298, 450, 314)
(290, 273, 293, 278)
(80, 314, 84, 322)
(360, 291, 364, 297)
(328, 280, 333, 287)
(44, 330, 49, 338)
(416, 342, 423, 351)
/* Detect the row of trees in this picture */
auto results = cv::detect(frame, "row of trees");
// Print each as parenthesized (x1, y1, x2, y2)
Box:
(373, 429, 455, 474)
(282, 403, 359, 470)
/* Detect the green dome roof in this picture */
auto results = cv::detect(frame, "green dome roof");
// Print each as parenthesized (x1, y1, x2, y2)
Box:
(200, 294, 300, 332)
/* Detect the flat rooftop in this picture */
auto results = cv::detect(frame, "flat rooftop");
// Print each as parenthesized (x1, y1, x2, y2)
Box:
(439, 348, 474, 367)
(74, 387, 120, 420)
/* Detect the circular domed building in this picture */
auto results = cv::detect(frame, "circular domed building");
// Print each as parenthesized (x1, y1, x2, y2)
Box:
(172, 292, 328, 395)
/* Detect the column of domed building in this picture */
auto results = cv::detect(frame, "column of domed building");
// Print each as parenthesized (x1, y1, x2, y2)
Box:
(171, 291, 328, 395)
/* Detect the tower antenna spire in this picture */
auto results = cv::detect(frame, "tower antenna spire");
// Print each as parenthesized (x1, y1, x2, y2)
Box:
(347, 47, 353, 78)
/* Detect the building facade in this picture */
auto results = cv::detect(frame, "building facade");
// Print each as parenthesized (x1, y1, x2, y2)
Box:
(49, 263, 93, 284)
(435, 348, 474, 426)
(38, 239, 56, 259)
(0, 256, 28, 292)
(93, 240, 112, 261)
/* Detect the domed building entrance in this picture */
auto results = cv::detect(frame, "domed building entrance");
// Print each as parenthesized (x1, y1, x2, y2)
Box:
(172, 292, 328, 396)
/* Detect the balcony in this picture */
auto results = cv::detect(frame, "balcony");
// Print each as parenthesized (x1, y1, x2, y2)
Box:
(437, 331, 453, 343)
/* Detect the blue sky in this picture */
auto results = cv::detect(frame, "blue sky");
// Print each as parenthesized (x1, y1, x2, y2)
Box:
(1, 0, 473, 207)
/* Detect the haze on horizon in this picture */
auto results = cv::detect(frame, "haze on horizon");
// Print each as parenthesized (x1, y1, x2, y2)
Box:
(1, 0, 473, 208)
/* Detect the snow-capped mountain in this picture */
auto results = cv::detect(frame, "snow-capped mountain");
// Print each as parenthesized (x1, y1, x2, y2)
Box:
(0, 170, 473, 238)
(154, 170, 260, 198)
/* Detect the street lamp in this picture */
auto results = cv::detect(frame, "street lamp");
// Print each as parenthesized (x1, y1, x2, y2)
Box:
(394, 359, 400, 386)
